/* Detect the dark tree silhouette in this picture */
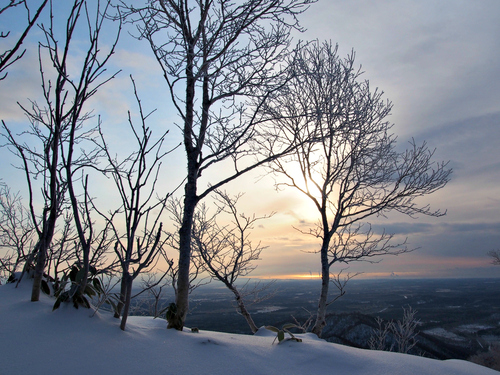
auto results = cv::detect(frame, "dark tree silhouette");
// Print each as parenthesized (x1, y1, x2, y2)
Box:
(123, 0, 315, 330)
(192, 190, 274, 333)
(2, 0, 120, 301)
(263, 41, 452, 337)
(96, 76, 176, 330)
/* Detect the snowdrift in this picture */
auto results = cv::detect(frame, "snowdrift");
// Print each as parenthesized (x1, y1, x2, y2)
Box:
(0, 282, 498, 375)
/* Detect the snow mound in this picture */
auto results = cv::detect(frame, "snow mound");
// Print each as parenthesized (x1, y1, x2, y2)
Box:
(1, 282, 498, 375)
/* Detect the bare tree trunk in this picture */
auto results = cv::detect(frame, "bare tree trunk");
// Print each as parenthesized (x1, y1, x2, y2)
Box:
(311, 241, 330, 337)
(31, 125, 60, 301)
(168, 45, 199, 330)
(78, 245, 90, 296)
(1, 122, 57, 299)
(114, 271, 128, 318)
(170, 181, 197, 330)
(31, 239, 48, 301)
(230, 285, 258, 334)
(119, 273, 133, 331)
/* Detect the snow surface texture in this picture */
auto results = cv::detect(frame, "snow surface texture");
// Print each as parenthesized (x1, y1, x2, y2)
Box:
(1, 282, 498, 375)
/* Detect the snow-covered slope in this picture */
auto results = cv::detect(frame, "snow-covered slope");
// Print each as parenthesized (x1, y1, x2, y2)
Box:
(1, 282, 498, 375)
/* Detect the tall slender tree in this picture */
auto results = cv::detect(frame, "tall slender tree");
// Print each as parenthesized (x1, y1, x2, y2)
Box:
(57, 0, 121, 297)
(2, 0, 120, 301)
(96, 76, 176, 331)
(124, 0, 315, 329)
(264, 41, 452, 337)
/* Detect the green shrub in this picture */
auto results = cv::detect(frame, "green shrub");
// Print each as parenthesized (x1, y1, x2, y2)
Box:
(265, 323, 303, 344)
(51, 264, 112, 311)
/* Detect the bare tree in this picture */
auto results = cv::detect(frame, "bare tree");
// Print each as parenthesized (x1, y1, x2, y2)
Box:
(368, 306, 419, 354)
(391, 306, 419, 354)
(0, 0, 48, 80)
(54, 0, 121, 297)
(368, 316, 392, 351)
(90, 272, 121, 317)
(0, 183, 95, 289)
(264, 41, 451, 337)
(0, 188, 108, 291)
(95, 76, 176, 330)
(44, 211, 77, 285)
(1, 0, 120, 301)
(0, 183, 35, 282)
(192, 190, 274, 333)
(488, 250, 500, 265)
(140, 272, 172, 318)
(121, 0, 315, 331)
(2, 93, 65, 301)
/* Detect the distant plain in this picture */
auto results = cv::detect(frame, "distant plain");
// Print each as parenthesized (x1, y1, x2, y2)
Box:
(128, 278, 500, 359)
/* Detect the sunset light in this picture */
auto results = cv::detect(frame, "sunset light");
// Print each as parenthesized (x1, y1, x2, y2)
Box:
(1, 1, 500, 372)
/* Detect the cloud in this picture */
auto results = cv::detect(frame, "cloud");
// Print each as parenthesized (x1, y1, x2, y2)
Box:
(112, 48, 161, 74)
(0, 42, 43, 123)
(282, 210, 316, 227)
(375, 221, 500, 236)
(439, 222, 500, 234)
(410, 224, 500, 258)
(408, 113, 500, 212)
(372, 222, 435, 236)
(298, 1, 500, 135)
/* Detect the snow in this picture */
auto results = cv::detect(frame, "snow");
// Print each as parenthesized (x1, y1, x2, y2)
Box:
(1, 281, 498, 375)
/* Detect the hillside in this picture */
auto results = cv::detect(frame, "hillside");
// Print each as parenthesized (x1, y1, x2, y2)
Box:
(0, 281, 498, 375)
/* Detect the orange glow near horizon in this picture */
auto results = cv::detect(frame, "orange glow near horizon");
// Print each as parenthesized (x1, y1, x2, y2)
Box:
(257, 273, 321, 280)
(252, 256, 496, 280)
(254, 271, 426, 280)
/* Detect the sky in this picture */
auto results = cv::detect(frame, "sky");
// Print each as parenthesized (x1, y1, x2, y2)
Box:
(1, 0, 500, 279)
